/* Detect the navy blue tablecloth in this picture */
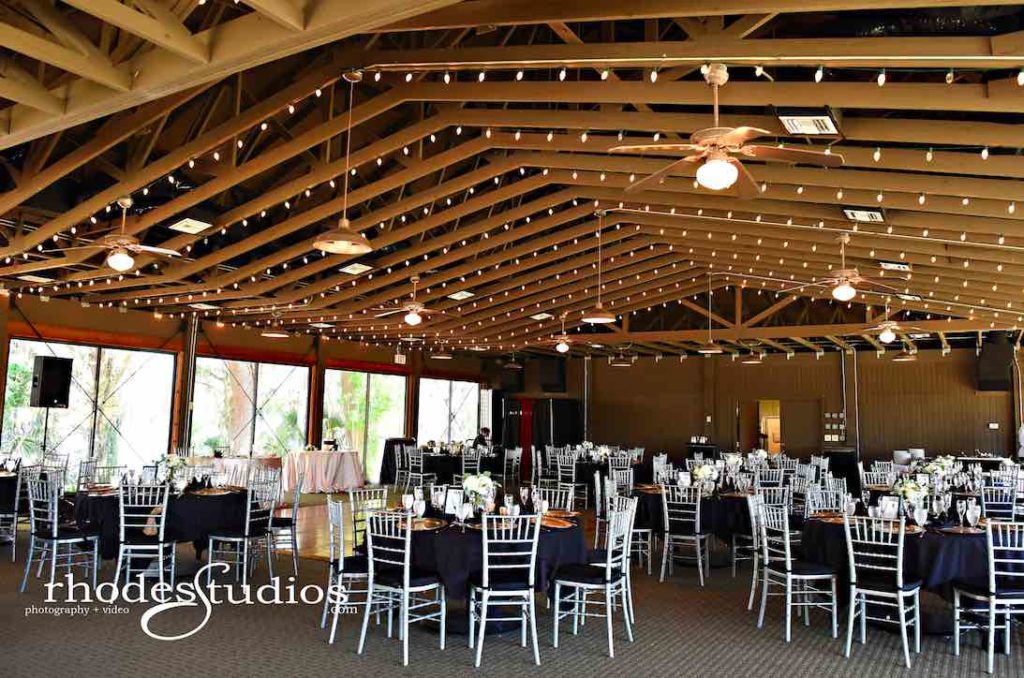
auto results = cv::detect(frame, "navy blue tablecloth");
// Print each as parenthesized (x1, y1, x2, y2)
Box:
(633, 490, 751, 538)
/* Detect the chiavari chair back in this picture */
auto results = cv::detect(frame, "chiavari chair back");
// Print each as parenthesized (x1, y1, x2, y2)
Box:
(20, 475, 99, 592)
(660, 485, 709, 585)
(980, 486, 1018, 521)
(349, 486, 388, 550)
(115, 483, 172, 586)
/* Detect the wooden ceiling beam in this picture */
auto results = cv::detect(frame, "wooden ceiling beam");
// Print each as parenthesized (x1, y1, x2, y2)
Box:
(384, 1, 1024, 31)
(62, 0, 209, 64)
(244, 0, 307, 31)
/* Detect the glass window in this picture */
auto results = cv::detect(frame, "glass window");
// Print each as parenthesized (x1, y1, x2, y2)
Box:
(416, 377, 479, 445)
(0, 338, 174, 475)
(323, 369, 407, 483)
(192, 357, 256, 456)
(254, 363, 309, 455)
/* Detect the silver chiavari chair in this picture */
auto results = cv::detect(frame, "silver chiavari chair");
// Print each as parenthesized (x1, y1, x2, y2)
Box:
(660, 485, 709, 585)
(592, 470, 615, 549)
(757, 486, 793, 512)
(321, 494, 371, 644)
(953, 520, 1024, 674)
(757, 505, 838, 643)
(115, 483, 173, 587)
(270, 471, 303, 578)
(469, 512, 542, 667)
(553, 500, 634, 658)
(0, 462, 22, 562)
(871, 460, 895, 475)
(556, 452, 587, 510)
(980, 486, 1018, 521)
(76, 461, 126, 491)
(503, 447, 522, 488)
(842, 516, 921, 668)
(357, 511, 446, 666)
(349, 487, 388, 551)
(986, 467, 1019, 490)
(756, 468, 785, 489)
(608, 455, 632, 472)
(207, 475, 277, 586)
(393, 446, 410, 490)
(744, 494, 765, 610)
(611, 468, 634, 495)
(823, 475, 848, 496)
(806, 487, 845, 515)
(20, 475, 99, 592)
(536, 486, 573, 512)
(406, 448, 437, 489)
(453, 449, 481, 486)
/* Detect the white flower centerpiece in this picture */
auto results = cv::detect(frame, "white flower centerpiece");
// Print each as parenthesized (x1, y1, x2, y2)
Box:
(893, 477, 927, 509)
(752, 448, 769, 460)
(691, 463, 719, 496)
(922, 455, 956, 476)
(160, 454, 186, 486)
(580, 441, 595, 451)
(462, 471, 500, 513)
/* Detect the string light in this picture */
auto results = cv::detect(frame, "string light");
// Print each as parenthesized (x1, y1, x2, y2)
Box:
(945, 69, 955, 84)
(649, 68, 659, 83)
(876, 69, 886, 87)
(872, 147, 881, 162)
(558, 67, 567, 81)
(925, 148, 934, 162)
(1018, 68, 1024, 86)
(981, 147, 989, 160)
(477, 71, 486, 82)
(443, 71, 451, 84)
(814, 65, 824, 83)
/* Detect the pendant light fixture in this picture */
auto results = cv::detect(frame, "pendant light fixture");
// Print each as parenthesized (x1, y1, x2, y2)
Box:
(892, 346, 917, 362)
(830, 233, 857, 302)
(696, 273, 723, 354)
(582, 210, 616, 324)
(314, 71, 373, 255)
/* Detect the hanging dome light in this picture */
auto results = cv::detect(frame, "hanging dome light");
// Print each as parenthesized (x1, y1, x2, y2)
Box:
(555, 339, 570, 353)
(260, 330, 290, 339)
(696, 339, 723, 355)
(584, 211, 617, 324)
(403, 310, 423, 326)
(430, 351, 452, 360)
(695, 156, 738, 191)
(741, 352, 763, 364)
(315, 71, 373, 256)
(878, 325, 897, 344)
(893, 348, 917, 362)
(106, 247, 135, 272)
(314, 217, 372, 254)
(831, 279, 856, 302)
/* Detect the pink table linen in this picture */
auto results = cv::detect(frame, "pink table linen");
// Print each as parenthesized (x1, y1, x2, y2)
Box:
(283, 450, 365, 494)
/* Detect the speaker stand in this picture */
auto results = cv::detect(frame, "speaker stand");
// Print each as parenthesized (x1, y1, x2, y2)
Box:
(41, 407, 50, 453)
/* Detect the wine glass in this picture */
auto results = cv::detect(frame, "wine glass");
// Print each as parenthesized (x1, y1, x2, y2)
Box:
(510, 504, 521, 517)
(539, 499, 549, 515)
(402, 494, 414, 512)
(519, 486, 529, 505)
(967, 505, 981, 529)
(913, 507, 929, 527)
(413, 486, 424, 501)
(504, 493, 514, 510)
(956, 499, 966, 527)
(413, 499, 426, 518)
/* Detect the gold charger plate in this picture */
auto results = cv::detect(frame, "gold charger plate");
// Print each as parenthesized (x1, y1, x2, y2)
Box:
(0, 471, 16, 478)
(546, 509, 581, 519)
(88, 489, 116, 497)
(940, 526, 983, 535)
(635, 483, 660, 491)
(820, 516, 846, 525)
(865, 484, 891, 492)
(636, 487, 663, 495)
(401, 517, 448, 531)
(811, 511, 844, 520)
(191, 488, 231, 497)
(720, 491, 753, 499)
(541, 516, 573, 529)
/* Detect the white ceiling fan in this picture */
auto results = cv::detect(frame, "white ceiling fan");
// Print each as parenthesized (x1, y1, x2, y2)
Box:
(43, 195, 180, 272)
(608, 63, 844, 196)
(773, 233, 906, 302)
(372, 275, 445, 326)
(538, 312, 574, 353)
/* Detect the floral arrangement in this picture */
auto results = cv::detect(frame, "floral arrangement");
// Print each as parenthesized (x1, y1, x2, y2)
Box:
(580, 441, 595, 450)
(160, 454, 185, 482)
(691, 464, 719, 482)
(462, 471, 499, 510)
(893, 477, 927, 507)
(751, 448, 769, 460)
(923, 455, 956, 475)
(723, 453, 743, 467)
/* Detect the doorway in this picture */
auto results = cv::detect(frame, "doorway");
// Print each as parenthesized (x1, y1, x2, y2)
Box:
(758, 399, 782, 454)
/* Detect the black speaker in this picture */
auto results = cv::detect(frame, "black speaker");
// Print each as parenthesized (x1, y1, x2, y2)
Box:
(30, 356, 73, 408)
(978, 333, 1013, 392)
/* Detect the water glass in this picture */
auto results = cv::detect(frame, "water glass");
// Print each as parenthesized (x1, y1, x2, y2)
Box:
(402, 494, 414, 511)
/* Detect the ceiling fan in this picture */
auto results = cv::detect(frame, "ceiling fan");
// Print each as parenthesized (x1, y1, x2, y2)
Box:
(372, 275, 444, 326)
(864, 302, 930, 344)
(774, 233, 906, 302)
(43, 195, 180, 272)
(538, 313, 574, 353)
(608, 63, 844, 197)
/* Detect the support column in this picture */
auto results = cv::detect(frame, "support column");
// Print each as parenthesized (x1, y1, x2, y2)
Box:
(405, 351, 422, 440)
(0, 294, 11, 418)
(170, 314, 199, 455)
(307, 336, 327, 447)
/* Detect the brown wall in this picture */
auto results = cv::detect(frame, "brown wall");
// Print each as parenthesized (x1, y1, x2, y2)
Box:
(588, 348, 1016, 461)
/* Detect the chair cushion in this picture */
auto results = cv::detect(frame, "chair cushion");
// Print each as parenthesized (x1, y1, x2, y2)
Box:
(587, 548, 608, 565)
(791, 560, 835, 577)
(555, 563, 624, 586)
(856, 572, 921, 592)
(332, 554, 369, 575)
(468, 569, 532, 591)
(269, 515, 295, 528)
(375, 566, 440, 588)
(210, 527, 269, 540)
(41, 524, 98, 541)
(954, 577, 1024, 599)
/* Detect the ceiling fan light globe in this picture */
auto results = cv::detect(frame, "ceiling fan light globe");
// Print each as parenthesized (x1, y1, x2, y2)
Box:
(555, 340, 570, 353)
(878, 327, 897, 344)
(831, 281, 857, 302)
(695, 157, 738, 191)
(403, 311, 423, 326)
(106, 248, 135, 272)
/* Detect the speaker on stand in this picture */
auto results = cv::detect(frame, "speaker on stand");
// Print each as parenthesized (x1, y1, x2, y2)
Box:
(30, 356, 73, 452)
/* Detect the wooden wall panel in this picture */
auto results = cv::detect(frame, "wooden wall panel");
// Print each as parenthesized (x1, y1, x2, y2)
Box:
(857, 350, 1012, 458)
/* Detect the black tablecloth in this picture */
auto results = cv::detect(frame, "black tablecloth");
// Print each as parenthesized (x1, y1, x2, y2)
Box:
(632, 490, 751, 539)
(423, 453, 505, 485)
(0, 474, 17, 512)
(411, 522, 587, 599)
(379, 438, 416, 485)
(74, 490, 247, 560)
(800, 519, 988, 591)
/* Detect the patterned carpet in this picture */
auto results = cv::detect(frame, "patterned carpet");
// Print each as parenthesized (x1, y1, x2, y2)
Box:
(1, 531, 1020, 677)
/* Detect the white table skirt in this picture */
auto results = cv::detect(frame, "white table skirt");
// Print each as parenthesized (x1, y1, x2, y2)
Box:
(185, 456, 281, 487)
(282, 450, 365, 494)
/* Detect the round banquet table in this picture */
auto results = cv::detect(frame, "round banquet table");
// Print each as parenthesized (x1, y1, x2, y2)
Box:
(800, 518, 988, 592)
(410, 520, 588, 602)
(74, 489, 247, 560)
(632, 489, 754, 539)
(283, 450, 365, 494)
(422, 452, 504, 485)
(0, 471, 17, 512)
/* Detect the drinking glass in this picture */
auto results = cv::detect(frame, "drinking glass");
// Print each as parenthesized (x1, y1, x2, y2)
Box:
(504, 493, 514, 510)
(414, 499, 426, 518)
(413, 487, 424, 501)
(913, 508, 929, 527)
(956, 499, 966, 527)
(539, 499, 549, 515)
(402, 494, 414, 511)
(967, 506, 981, 528)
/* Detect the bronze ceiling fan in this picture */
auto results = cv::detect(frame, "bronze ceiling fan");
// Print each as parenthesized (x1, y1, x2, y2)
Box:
(608, 63, 844, 197)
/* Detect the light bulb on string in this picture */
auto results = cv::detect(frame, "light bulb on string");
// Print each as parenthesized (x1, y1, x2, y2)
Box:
(814, 65, 824, 83)
(877, 69, 886, 86)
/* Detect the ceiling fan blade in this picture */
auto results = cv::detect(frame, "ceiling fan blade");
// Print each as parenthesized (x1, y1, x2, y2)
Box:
(134, 245, 181, 257)
(728, 158, 761, 200)
(374, 309, 403, 318)
(40, 245, 105, 254)
(715, 126, 771, 147)
(608, 143, 701, 154)
(625, 157, 701, 194)
(740, 145, 845, 167)
(419, 308, 446, 315)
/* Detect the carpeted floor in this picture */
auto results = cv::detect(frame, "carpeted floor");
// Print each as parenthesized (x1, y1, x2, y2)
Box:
(1, 529, 1020, 677)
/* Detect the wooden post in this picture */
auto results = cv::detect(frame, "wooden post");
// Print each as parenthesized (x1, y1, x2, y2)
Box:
(170, 313, 199, 455)
(0, 294, 11, 419)
(307, 335, 327, 447)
